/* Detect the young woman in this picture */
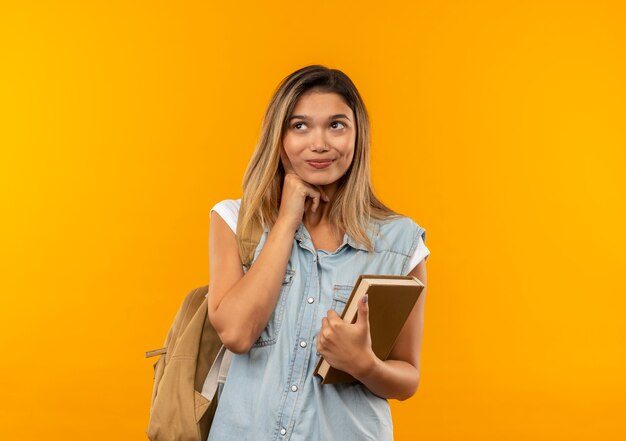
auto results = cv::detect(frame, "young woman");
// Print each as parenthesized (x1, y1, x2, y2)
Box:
(207, 65, 429, 441)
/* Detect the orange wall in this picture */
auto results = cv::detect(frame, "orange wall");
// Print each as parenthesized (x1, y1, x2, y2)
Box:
(1, 1, 624, 439)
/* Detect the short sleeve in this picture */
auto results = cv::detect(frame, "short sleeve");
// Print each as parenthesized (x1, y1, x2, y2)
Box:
(406, 235, 430, 274)
(209, 199, 241, 234)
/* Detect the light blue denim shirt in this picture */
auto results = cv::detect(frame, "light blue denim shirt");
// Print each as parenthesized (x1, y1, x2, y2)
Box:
(207, 215, 426, 441)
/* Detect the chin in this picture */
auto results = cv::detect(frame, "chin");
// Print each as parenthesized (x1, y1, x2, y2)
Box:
(302, 174, 337, 186)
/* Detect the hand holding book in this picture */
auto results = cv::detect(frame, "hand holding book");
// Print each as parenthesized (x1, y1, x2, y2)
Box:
(314, 275, 425, 384)
(315, 292, 376, 381)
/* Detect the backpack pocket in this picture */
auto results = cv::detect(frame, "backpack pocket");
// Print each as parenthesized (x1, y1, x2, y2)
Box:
(251, 269, 296, 347)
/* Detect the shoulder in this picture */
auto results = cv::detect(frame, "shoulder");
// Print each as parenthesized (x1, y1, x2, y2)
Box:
(211, 198, 241, 214)
(375, 215, 427, 256)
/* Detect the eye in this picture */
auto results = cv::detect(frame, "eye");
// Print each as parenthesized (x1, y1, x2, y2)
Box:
(330, 121, 346, 129)
(292, 122, 307, 130)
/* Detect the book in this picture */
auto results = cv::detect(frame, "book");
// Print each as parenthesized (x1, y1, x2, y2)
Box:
(313, 274, 424, 384)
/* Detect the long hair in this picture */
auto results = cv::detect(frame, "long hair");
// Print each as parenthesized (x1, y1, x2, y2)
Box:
(237, 65, 402, 268)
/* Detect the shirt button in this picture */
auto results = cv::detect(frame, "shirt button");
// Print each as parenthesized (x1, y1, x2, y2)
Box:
(291, 384, 298, 392)
(280, 428, 287, 436)
(299, 340, 307, 348)
(307, 297, 314, 304)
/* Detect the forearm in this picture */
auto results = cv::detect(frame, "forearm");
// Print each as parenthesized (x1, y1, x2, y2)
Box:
(213, 218, 296, 351)
(352, 353, 420, 401)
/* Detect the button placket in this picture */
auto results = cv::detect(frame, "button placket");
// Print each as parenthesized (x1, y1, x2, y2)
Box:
(276, 237, 318, 441)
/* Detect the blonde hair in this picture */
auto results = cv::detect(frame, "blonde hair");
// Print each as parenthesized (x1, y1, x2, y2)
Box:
(237, 65, 402, 268)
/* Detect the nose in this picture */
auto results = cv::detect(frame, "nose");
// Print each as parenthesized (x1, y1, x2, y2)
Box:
(310, 128, 329, 152)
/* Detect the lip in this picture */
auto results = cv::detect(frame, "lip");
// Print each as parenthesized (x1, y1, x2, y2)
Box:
(306, 160, 333, 169)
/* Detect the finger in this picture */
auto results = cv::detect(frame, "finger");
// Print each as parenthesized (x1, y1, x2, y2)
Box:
(312, 193, 320, 213)
(356, 294, 369, 327)
(327, 309, 342, 324)
(306, 188, 320, 213)
(315, 185, 330, 202)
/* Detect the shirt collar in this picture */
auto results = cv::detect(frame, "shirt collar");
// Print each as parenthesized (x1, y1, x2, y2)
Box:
(295, 222, 374, 253)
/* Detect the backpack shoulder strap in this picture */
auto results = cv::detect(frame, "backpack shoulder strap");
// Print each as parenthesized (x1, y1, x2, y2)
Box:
(238, 215, 265, 270)
(145, 286, 208, 361)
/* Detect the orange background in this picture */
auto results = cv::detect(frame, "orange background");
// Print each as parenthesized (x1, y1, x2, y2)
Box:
(1, 1, 625, 440)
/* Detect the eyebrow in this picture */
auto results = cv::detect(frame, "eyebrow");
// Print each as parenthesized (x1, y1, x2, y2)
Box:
(288, 113, 352, 121)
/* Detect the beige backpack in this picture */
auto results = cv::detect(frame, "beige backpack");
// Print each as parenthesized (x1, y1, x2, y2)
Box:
(145, 218, 263, 441)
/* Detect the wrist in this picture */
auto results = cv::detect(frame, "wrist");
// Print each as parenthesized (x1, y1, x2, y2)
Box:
(274, 216, 299, 234)
(351, 348, 379, 382)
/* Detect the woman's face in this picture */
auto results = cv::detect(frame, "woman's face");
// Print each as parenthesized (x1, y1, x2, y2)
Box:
(281, 91, 356, 187)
